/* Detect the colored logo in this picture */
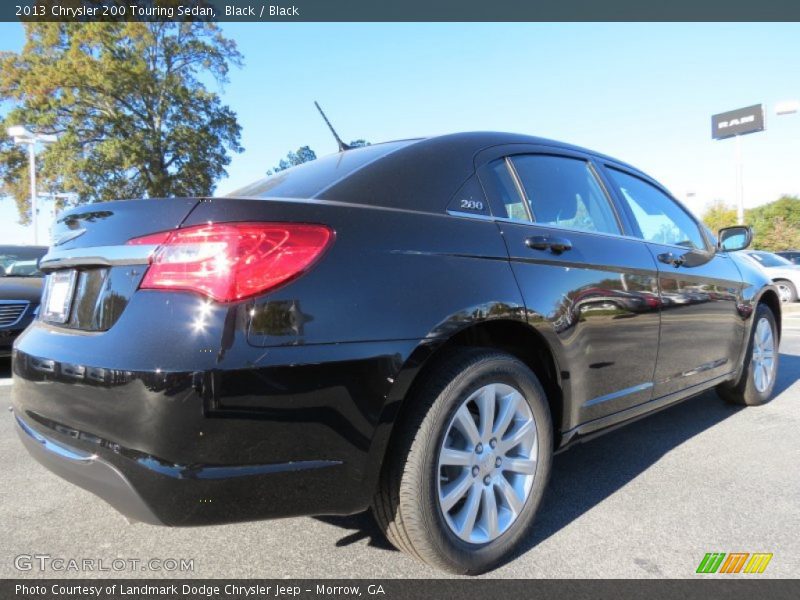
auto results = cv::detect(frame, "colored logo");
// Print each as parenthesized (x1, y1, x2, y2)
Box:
(696, 552, 772, 574)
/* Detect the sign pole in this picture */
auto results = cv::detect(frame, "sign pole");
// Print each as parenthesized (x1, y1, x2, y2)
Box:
(735, 134, 744, 225)
(711, 104, 764, 226)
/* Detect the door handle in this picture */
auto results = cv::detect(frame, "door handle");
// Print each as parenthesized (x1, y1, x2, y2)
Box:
(657, 252, 685, 267)
(526, 235, 572, 254)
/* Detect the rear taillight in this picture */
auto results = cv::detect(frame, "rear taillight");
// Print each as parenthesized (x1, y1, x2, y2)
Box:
(127, 222, 334, 302)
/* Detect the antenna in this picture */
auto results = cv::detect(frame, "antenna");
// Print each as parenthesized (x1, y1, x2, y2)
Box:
(314, 101, 350, 152)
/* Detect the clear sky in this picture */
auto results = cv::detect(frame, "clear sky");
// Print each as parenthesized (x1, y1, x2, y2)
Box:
(2, 22, 799, 244)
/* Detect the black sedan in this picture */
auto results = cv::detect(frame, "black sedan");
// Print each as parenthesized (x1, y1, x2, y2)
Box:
(11, 133, 780, 574)
(0, 245, 47, 357)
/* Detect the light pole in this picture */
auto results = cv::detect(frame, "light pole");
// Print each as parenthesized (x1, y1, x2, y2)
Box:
(775, 100, 799, 116)
(776, 101, 799, 199)
(6, 126, 57, 245)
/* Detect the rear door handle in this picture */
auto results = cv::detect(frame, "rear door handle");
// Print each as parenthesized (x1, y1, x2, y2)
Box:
(526, 235, 572, 254)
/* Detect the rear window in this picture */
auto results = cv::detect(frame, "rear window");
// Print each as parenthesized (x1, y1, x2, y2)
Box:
(226, 140, 415, 199)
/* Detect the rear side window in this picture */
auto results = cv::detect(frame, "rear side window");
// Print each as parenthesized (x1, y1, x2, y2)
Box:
(607, 168, 705, 250)
(482, 159, 529, 221)
(510, 155, 620, 235)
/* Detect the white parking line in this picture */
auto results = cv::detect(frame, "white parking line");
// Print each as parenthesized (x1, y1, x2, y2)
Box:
(0, 380, 12, 387)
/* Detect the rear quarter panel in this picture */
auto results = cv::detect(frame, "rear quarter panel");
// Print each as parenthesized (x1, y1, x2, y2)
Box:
(184, 198, 527, 347)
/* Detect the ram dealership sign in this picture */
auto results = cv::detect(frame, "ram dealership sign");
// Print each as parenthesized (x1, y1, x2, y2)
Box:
(711, 104, 765, 139)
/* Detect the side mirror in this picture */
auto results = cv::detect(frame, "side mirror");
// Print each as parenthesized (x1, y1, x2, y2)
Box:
(717, 225, 752, 252)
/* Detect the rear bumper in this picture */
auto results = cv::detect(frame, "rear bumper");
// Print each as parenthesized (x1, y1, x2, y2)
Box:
(11, 335, 422, 526)
(13, 409, 350, 526)
(15, 413, 163, 525)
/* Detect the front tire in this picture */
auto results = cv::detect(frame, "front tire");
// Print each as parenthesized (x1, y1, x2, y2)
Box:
(372, 349, 553, 574)
(717, 303, 779, 406)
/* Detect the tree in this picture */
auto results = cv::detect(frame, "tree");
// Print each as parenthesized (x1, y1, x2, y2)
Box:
(0, 22, 243, 223)
(756, 215, 800, 251)
(746, 196, 800, 250)
(701, 199, 737, 233)
(745, 195, 800, 250)
(266, 140, 370, 175)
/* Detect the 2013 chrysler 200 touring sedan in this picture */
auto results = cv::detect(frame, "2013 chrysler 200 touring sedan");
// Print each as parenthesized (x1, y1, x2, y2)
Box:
(12, 132, 781, 574)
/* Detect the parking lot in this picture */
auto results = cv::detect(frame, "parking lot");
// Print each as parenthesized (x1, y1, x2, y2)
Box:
(1, 310, 798, 579)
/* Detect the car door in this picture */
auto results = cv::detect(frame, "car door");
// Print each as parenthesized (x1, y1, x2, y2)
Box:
(600, 165, 746, 398)
(477, 148, 662, 430)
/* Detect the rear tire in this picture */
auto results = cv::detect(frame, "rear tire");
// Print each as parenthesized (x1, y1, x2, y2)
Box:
(717, 303, 779, 406)
(372, 348, 552, 574)
(774, 280, 797, 303)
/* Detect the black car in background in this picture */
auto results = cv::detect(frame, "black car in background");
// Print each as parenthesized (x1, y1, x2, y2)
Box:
(11, 133, 781, 574)
(0, 246, 47, 357)
(776, 250, 800, 265)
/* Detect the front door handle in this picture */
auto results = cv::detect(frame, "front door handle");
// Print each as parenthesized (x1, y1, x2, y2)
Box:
(658, 252, 685, 267)
(526, 235, 573, 254)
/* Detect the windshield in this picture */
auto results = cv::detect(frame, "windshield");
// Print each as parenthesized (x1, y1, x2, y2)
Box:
(746, 251, 793, 268)
(0, 247, 48, 277)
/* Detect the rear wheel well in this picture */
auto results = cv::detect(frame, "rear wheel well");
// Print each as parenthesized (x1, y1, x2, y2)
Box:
(401, 319, 563, 446)
(759, 289, 782, 339)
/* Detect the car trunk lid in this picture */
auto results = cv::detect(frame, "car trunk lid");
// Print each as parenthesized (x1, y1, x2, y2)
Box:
(38, 198, 201, 331)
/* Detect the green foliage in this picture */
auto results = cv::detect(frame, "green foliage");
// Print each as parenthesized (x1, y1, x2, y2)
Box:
(701, 199, 738, 233)
(0, 22, 243, 223)
(701, 196, 800, 251)
(747, 196, 800, 251)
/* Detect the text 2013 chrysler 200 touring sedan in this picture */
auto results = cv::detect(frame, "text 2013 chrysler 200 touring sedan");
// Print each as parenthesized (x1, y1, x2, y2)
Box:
(11, 133, 780, 574)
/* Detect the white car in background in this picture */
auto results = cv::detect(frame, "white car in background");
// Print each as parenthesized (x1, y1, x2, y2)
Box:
(743, 250, 800, 303)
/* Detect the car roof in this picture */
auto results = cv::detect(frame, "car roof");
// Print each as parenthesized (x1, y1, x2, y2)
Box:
(0, 245, 48, 254)
(321, 132, 651, 211)
(400, 131, 639, 167)
(0, 245, 48, 250)
(231, 131, 654, 213)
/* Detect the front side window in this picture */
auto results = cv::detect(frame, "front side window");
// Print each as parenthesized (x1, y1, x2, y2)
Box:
(510, 155, 621, 235)
(607, 168, 705, 249)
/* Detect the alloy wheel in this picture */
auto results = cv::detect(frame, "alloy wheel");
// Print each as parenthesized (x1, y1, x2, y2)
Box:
(436, 383, 538, 544)
(752, 317, 776, 393)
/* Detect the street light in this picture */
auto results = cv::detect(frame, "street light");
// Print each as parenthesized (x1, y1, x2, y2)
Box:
(6, 126, 58, 245)
(775, 100, 799, 116)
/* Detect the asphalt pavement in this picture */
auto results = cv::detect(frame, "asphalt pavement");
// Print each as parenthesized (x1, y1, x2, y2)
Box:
(1, 311, 798, 579)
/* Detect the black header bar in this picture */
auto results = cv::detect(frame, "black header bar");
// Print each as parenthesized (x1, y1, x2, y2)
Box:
(5, 0, 800, 23)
